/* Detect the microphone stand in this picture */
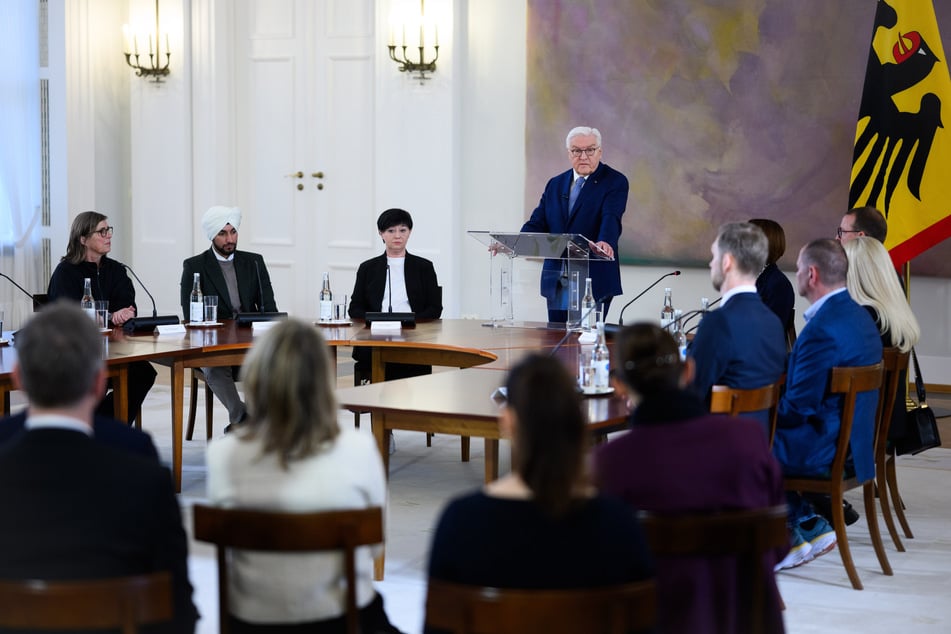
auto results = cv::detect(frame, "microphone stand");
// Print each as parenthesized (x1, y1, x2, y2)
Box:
(120, 264, 181, 332)
(617, 270, 681, 326)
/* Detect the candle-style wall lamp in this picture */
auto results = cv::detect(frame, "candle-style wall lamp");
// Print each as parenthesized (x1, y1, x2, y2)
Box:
(123, 0, 170, 82)
(387, 0, 439, 83)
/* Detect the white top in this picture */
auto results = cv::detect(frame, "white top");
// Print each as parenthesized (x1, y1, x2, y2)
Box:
(383, 256, 412, 312)
(206, 427, 386, 623)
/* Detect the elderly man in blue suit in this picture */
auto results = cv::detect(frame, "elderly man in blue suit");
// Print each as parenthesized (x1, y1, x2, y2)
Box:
(522, 126, 628, 323)
(772, 239, 882, 571)
(688, 222, 787, 412)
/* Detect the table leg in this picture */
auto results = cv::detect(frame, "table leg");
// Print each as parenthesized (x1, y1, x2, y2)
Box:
(484, 438, 499, 483)
(461, 436, 470, 462)
(170, 360, 185, 493)
(1, 388, 9, 416)
(371, 410, 388, 581)
(113, 366, 129, 423)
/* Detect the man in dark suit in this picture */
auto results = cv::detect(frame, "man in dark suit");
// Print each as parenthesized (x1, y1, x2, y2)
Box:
(772, 239, 882, 570)
(521, 126, 628, 323)
(180, 205, 278, 428)
(0, 302, 198, 633)
(0, 411, 159, 460)
(688, 222, 787, 412)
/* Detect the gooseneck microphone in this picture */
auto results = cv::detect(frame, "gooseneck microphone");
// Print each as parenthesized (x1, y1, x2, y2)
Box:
(255, 260, 265, 313)
(386, 264, 393, 313)
(120, 264, 180, 332)
(0, 271, 37, 302)
(617, 270, 681, 326)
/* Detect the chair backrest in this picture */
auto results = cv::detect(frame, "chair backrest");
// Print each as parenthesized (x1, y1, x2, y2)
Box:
(192, 504, 383, 634)
(876, 347, 910, 459)
(0, 572, 172, 634)
(785, 308, 797, 353)
(709, 377, 783, 448)
(424, 579, 656, 634)
(638, 505, 787, 634)
(828, 362, 884, 482)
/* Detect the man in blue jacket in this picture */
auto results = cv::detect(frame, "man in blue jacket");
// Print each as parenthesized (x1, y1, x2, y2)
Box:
(773, 239, 882, 570)
(522, 126, 628, 323)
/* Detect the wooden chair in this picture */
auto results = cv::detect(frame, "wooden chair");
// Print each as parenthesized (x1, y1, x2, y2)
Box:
(0, 571, 172, 634)
(186, 368, 216, 440)
(783, 362, 888, 590)
(638, 505, 788, 634)
(424, 579, 656, 634)
(192, 504, 383, 634)
(710, 377, 783, 448)
(876, 347, 912, 551)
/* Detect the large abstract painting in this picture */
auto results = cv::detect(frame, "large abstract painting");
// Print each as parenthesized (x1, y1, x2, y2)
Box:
(526, 0, 951, 275)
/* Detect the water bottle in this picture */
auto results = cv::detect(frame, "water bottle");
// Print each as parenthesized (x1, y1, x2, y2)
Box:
(319, 272, 333, 321)
(81, 278, 96, 321)
(591, 321, 611, 390)
(189, 272, 203, 322)
(581, 277, 596, 332)
(660, 287, 675, 329)
(673, 309, 688, 361)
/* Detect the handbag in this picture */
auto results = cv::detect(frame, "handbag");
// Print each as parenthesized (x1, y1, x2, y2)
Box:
(895, 347, 942, 456)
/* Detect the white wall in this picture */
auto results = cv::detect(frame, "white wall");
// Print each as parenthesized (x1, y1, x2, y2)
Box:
(52, 0, 951, 384)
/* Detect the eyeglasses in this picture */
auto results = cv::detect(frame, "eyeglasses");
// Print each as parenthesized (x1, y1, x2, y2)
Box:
(835, 227, 860, 239)
(90, 226, 114, 238)
(569, 147, 600, 158)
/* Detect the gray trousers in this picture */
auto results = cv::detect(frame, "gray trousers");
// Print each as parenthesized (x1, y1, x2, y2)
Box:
(202, 365, 246, 424)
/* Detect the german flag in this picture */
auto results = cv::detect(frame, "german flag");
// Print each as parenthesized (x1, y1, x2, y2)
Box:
(850, 0, 951, 266)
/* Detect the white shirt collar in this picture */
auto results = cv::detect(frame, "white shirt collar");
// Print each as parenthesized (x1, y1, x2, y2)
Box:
(25, 414, 93, 436)
(804, 287, 848, 322)
(212, 247, 235, 262)
(720, 284, 758, 306)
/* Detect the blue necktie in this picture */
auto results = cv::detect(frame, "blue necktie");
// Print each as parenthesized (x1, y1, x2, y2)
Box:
(568, 176, 585, 213)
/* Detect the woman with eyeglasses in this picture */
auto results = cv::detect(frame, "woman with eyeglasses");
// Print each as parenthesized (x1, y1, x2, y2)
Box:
(47, 211, 156, 424)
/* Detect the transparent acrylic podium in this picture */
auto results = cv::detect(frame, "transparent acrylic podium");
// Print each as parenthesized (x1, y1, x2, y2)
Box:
(467, 231, 613, 328)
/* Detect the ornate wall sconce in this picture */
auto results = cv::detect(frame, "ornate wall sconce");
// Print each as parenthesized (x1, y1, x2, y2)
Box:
(122, 0, 170, 82)
(387, 0, 439, 82)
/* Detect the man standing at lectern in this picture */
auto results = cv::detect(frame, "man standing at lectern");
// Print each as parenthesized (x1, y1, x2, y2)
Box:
(180, 205, 278, 431)
(522, 126, 629, 323)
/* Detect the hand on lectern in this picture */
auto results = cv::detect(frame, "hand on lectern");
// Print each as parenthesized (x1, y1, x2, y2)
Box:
(590, 240, 614, 259)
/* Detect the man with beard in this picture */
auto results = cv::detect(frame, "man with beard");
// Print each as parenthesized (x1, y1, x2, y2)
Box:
(687, 222, 787, 417)
(180, 206, 278, 431)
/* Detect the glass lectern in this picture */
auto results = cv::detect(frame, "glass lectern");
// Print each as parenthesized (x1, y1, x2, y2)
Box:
(467, 231, 613, 329)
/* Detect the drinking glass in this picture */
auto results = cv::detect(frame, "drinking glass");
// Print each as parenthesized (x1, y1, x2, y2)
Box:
(203, 295, 218, 323)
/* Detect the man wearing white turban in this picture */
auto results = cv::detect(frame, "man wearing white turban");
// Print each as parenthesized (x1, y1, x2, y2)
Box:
(180, 206, 278, 430)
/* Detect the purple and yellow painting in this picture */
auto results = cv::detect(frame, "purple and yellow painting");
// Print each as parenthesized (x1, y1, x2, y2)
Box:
(526, 0, 951, 275)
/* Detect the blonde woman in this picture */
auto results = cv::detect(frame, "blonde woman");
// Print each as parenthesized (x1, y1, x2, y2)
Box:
(843, 236, 920, 442)
(207, 319, 401, 634)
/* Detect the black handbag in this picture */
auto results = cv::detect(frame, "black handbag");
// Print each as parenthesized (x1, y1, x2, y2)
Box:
(895, 347, 942, 456)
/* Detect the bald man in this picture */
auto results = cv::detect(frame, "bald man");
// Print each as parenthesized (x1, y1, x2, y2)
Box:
(180, 206, 278, 429)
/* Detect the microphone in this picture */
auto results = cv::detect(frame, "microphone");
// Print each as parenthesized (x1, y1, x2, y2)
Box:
(120, 264, 180, 332)
(681, 296, 722, 333)
(255, 260, 265, 313)
(616, 270, 681, 326)
(386, 264, 393, 313)
(1, 271, 37, 302)
(548, 296, 609, 358)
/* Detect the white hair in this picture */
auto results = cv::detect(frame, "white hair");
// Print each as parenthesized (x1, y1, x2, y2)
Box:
(565, 126, 602, 148)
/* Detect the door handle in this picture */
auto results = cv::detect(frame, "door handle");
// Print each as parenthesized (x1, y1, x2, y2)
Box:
(311, 172, 324, 179)
(285, 171, 304, 178)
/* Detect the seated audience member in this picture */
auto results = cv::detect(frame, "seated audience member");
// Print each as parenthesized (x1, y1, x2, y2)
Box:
(206, 319, 402, 634)
(836, 206, 888, 244)
(349, 208, 442, 380)
(773, 239, 882, 569)
(0, 302, 197, 633)
(843, 236, 920, 442)
(426, 355, 653, 619)
(688, 222, 786, 424)
(47, 211, 156, 425)
(749, 218, 796, 331)
(594, 323, 786, 634)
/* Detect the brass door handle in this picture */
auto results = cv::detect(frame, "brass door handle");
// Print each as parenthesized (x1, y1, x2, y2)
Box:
(285, 171, 304, 178)
(311, 172, 324, 179)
